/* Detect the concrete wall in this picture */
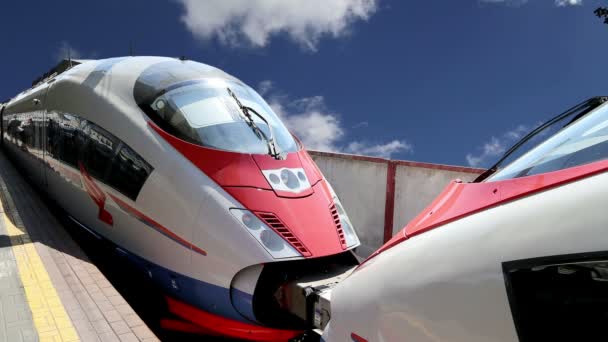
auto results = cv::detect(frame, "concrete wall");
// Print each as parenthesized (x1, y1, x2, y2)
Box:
(312, 154, 388, 257)
(392, 165, 479, 234)
(310, 151, 482, 257)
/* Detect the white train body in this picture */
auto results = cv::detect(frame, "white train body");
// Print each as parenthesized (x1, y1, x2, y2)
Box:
(323, 97, 608, 342)
(1, 57, 360, 341)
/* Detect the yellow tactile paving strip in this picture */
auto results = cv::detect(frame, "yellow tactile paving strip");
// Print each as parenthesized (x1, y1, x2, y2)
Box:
(0, 176, 79, 342)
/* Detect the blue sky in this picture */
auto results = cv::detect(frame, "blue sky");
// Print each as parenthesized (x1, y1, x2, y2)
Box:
(1, 0, 607, 167)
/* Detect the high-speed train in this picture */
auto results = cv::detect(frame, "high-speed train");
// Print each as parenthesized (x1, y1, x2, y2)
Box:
(0, 57, 360, 341)
(322, 97, 608, 341)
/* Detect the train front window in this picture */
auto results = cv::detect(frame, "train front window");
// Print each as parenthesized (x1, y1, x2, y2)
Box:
(487, 100, 608, 182)
(147, 79, 298, 154)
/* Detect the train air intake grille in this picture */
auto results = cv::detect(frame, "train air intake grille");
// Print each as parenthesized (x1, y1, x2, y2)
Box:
(330, 204, 347, 249)
(256, 212, 311, 257)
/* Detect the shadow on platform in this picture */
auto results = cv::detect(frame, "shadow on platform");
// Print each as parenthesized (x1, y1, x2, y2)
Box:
(0, 148, 239, 341)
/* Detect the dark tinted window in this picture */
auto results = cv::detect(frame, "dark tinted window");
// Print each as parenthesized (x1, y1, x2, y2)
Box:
(134, 61, 298, 155)
(44, 112, 153, 201)
(30, 116, 43, 150)
(62, 129, 86, 166)
(486, 99, 608, 182)
(81, 122, 118, 180)
(21, 116, 35, 147)
(107, 145, 153, 200)
(504, 253, 608, 341)
(46, 113, 83, 166)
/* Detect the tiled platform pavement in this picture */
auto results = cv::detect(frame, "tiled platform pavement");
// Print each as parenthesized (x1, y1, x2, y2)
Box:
(0, 208, 37, 342)
(0, 151, 159, 342)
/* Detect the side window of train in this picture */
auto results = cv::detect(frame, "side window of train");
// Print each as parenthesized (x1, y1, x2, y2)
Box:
(45, 113, 61, 159)
(61, 114, 85, 166)
(21, 114, 35, 148)
(76, 118, 153, 201)
(34, 111, 44, 151)
(47, 113, 84, 167)
(107, 145, 153, 200)
(5, 113, 21, 142)
(80, 122, 119, 180)
(503, 252, 608, 341)
(4, 114, 12, 140)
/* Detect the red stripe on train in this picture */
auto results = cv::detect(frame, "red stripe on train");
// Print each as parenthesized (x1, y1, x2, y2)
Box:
(78, 162, 113, 225)
(165, 296, 302, 341)
(351, 332, 368, 342)
(108, 193, 207, 256)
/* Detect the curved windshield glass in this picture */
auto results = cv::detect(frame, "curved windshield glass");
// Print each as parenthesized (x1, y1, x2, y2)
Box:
(146, 79, 298, 154)
(487, 101, 608, 182)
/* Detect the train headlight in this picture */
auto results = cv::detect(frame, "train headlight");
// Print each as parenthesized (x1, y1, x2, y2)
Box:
(280, 169, 300, 189)
(262, 168, 311, 193)
(241, 212, 262, 230)
(297, 171, 307, 181)
(325, 181, 360, 248)
(260, 229, 283, 251)
(333, 197, 360, 248)
(269, 173, 281, 185)
(230, 209, 301, 259)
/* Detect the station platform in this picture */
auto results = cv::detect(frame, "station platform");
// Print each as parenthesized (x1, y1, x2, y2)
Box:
(0, 150, 158, 342)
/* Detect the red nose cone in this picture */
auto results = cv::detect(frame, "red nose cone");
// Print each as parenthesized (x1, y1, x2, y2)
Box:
(150, 122, 342, 257)
(149, 121, 322, 191)
(224, 181, 345, 258)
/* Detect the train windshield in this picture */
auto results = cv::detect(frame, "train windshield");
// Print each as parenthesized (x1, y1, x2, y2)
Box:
(485, 98, 608, 182)
(146, 79, 298, 154)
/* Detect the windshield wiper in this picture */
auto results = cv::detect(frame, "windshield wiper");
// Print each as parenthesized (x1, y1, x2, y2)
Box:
(227, 88, 283, 160)
(474, 96, 608, 182)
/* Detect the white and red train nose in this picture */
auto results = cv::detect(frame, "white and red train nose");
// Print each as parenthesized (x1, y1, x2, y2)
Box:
(150, 121, 358, 259)
(1, 56, 361, 341)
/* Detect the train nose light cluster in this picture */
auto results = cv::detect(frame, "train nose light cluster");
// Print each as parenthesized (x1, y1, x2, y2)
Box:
(297, 171, 307, 181)
(280, 169, 299, 189)
(269, 174, 281, 185)
(242, 212, 262, 230)
(260, 230, 283, 252)
(230, 209, 301, 259)
(333, 198, 360, 248)
(325, 181, 360, 248)
(263, 168, 311, 193)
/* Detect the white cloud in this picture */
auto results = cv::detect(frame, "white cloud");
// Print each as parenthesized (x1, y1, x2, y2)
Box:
(54, 41, 82, 62)
(504, 124, 530, 140)
(271, 95, 345, 151)
(352, 121, 369, 129)
(555, 0, 582, 6)
(466, 137, 506, 168)
(479, 0, 582, 6)
(345, 140, 413, 158)
(260, 81, 410, 158)
(479, 0, 528, 6)
(466, 124, 533, 168)
(176, 0, 378, 51)
(257, 80, 274, 96)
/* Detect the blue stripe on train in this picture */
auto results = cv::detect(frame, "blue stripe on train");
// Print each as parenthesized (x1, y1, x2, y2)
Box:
(113, 245, 253, 324)
(69, 214, 259, 324)
(231, 287, 257, 323)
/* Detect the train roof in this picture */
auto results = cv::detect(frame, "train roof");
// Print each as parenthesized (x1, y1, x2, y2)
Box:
(8, 57, 239, 107)
(31, 58, 93, 86)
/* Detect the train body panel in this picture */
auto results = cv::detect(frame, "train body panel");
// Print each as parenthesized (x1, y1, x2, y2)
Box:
(2, 56, 360, 339)
(323, 97, 608, 342)
(324, 171, 608, 341)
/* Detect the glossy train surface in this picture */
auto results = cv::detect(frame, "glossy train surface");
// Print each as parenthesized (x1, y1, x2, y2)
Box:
(0, 57, 360, 341)
(323, 97, 608, 341)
